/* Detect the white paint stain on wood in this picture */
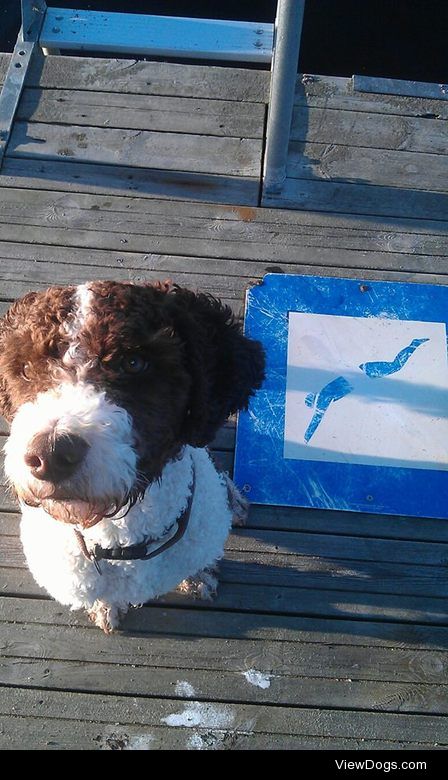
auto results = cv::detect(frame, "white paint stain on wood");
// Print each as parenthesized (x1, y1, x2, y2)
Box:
(242, 669, 272, 689)
(162, 701, 235, 729)
(175, 680, 196, 698)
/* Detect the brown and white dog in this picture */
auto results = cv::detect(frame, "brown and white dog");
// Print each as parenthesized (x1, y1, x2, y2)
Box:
(0, 281, 264, 631)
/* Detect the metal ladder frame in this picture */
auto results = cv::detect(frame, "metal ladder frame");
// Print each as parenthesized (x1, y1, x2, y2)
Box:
(0, 0, 305, 192)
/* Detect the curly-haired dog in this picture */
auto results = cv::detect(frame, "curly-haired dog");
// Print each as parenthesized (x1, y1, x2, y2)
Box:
(0, 281, 264, 632)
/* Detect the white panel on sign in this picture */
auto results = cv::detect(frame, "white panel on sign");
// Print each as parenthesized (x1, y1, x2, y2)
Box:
(284, 313, 448, 470)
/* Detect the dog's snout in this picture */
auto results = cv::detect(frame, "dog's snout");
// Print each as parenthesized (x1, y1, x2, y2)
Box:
(24, 432, 89, 483)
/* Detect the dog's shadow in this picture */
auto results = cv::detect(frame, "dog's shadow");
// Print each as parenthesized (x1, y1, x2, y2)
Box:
(118, 545, 448, 649)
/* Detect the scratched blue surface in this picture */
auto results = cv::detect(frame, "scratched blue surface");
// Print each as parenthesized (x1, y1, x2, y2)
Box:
(234, 274, 448, 519)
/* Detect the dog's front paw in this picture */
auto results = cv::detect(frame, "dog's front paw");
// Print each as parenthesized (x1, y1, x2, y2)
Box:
(88, 600, 124, 633)
(177, 568, 218, 601)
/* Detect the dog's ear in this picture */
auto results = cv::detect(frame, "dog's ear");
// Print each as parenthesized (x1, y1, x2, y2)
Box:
(167, 287, 265, 447)
(0, 376, 12, 422)
(0, 301, 20, 421)
(0, 292, 39, 422)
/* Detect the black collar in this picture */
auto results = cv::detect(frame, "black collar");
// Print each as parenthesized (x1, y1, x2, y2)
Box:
(74, 463, 196, 574)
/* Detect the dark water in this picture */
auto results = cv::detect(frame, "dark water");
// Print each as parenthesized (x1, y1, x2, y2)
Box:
(2, 0, 447, 82)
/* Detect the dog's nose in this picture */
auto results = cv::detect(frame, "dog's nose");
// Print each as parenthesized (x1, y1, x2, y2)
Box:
(24, 432, 89, 483)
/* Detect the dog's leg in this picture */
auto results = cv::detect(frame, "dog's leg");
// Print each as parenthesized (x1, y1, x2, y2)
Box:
(87, 600, 124, 634)
(177, 567, 218, 601)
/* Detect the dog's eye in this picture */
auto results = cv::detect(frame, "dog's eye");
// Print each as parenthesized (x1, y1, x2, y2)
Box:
(21, 363, 32, 381)
(120, 354, 149, 375)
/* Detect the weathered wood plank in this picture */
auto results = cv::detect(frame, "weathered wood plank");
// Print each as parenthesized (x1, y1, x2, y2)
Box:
(0, 514, 17, 534)
(0, 490, 17, 514)
(1, 615, 448, 688)
(291, 105, 447, 155)
(204, 584, 448, 624)
(0, 157, 260, 206)
(0, 216, 403, 270)
(18, 88, 265, 139)
(0, 240, 447, 310)
(287, 141, 448, 193)
(3, 594, 448, 650)
(0, 567, 44, 597)
(263, 177, 448, 220)
(3, 595, 448, 650)
(246, 504, 448, 543)
(11, 164, 435, 232)
(1, 686, 447, 744)
(2, 223, 448, 277)
(2, 181, 448, 236)
(1, 655, 447, 714)
(222, 553, 448, 599)
(0, 256, 248, 303)
(8, 121, 263, 177)
(210, 422, 235, 452)
(0, 54, 271, 102)
(294, 74, 448, 120)
(2, 565, 448, 624)
(228, 528, 448, 566)
(0, 715, 436, 751)
(0, 187, 447, 260)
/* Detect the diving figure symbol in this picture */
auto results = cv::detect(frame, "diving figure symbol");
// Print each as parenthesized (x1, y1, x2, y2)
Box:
(304, 337, 430, 444)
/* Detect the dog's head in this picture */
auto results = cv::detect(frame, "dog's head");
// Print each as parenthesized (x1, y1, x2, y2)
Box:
(0, 281, 265, 527)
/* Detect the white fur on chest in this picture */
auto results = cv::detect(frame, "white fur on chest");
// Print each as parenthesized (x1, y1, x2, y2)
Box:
(20, 446, 232, 614)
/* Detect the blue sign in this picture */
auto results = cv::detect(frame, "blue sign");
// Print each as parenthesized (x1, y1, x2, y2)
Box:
(234, 274, 448, 518)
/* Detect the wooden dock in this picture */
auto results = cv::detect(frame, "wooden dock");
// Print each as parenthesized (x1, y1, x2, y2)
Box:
(0, 53, 448, 750)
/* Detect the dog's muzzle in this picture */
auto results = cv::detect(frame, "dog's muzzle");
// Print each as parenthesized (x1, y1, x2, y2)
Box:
(20, 430, 110, 526)
(25, 431, 89, 484)
(5, 382, 139, 528)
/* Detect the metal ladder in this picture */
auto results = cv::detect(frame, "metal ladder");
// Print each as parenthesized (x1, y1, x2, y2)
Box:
(0, 0, 305, 193)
